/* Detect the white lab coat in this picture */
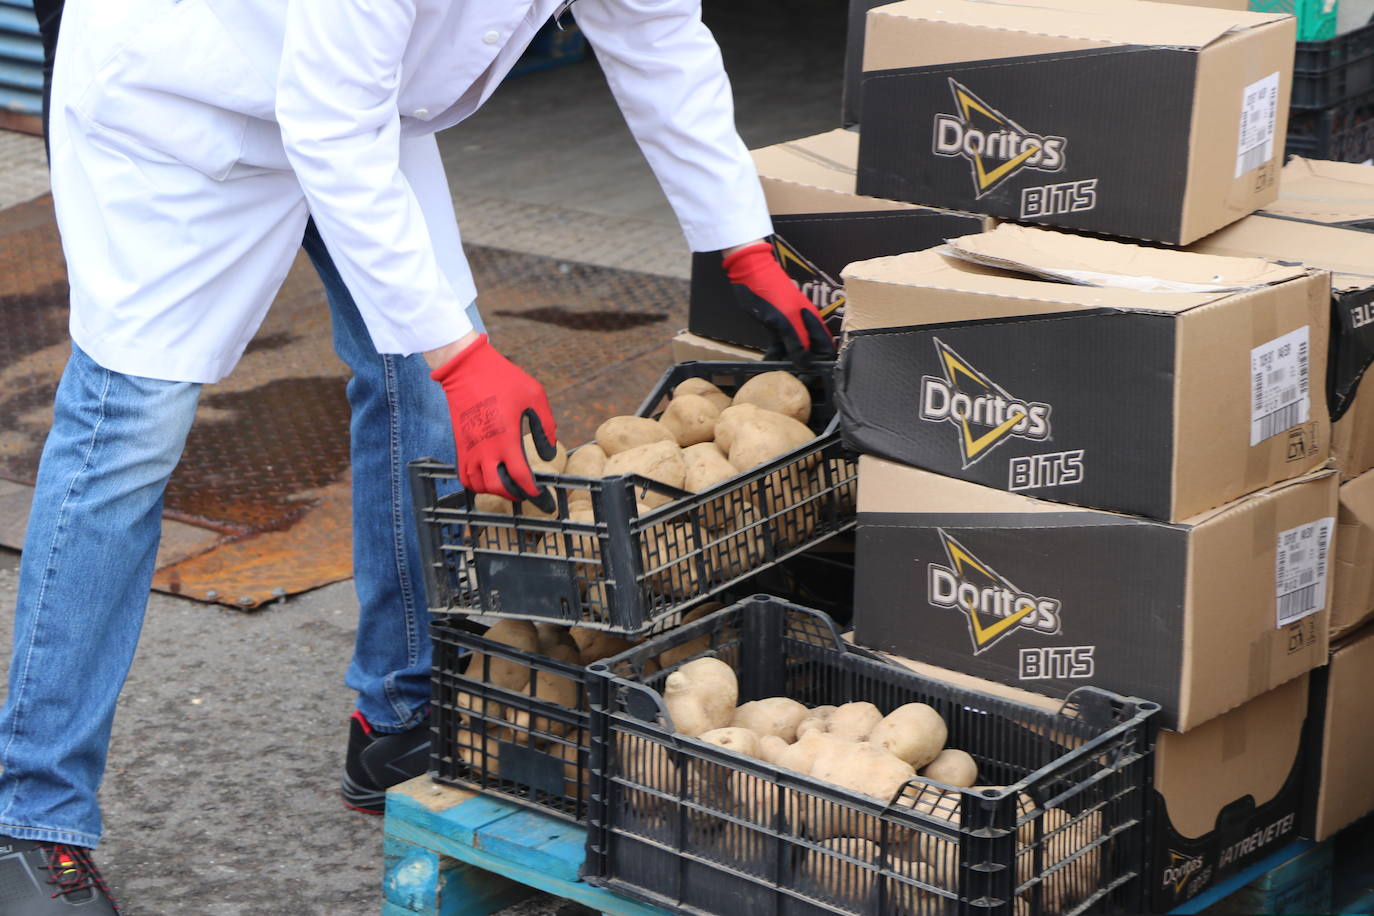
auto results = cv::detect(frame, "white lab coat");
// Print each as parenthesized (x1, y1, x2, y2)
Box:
(48, 0, 772, 383)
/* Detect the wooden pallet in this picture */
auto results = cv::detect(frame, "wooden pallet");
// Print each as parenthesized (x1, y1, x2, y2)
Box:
(382, 776, 669, 916)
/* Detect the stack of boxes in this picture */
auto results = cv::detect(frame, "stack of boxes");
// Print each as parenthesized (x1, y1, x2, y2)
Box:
(674, 1, 1368, 907)
(803, 0, 1365, 911)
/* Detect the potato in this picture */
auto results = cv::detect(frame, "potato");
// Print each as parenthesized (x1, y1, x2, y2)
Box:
(731, 697, 810, 742)
(596, 416, 675, 457)
(456, 728, 509, 772)
(729, 423, 798, 474)
(656, 602, 723, 669)
(660, 394, 721, 448)
(1015, 798, 1102, 913)
(796, 706, 838, 740)
(757, 734, 791, 765)
(699, 727, 761, 759)
(804, 837, 880, 904)
(603, 439, 686, 509)
(471, 493, 522, 553)
(763, 469, 818, 550)
(524, 434, 567, 474)
(564, 443, 607, 507)
(673, 377, 732, 412)
(798, 702, 882, 742)
(465, 620, 538, 691)
(663, 657, 737, 737)
(774, 729, 847, 774)
(733, 371, 812, 424)
(727, 769, 784, 828)
(705, 503, 766, 579)
(570, 627, 634, 665)
(617, 733, 678, 795)
(544, 739, 581, 792)
(870, 703, 948, 770)
(641, 522, 702, 597)
(920, 749, 977, 788)
(683, 442, 738, 492)
(810, 742, 916, 839)
(716, 404, 814, 458)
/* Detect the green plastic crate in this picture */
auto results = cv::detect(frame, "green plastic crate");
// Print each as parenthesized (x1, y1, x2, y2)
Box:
(1251, 0, 1338, 42)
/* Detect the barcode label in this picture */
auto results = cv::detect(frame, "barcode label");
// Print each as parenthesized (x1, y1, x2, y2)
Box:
(1237, 72, 1279, 178)
(1250, 326, 1310, 445)
(1275, 517, 1334, 626)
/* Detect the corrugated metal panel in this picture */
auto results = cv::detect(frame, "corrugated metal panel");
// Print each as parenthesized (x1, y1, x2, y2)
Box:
(0, 0, 41, 117)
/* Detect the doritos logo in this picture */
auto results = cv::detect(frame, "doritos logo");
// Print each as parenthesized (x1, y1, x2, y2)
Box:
(934, 79, 1067, 197)
(927, 529, 1061, 653)
(771, 234, 845, 321)
(920, 338, 1051, 468)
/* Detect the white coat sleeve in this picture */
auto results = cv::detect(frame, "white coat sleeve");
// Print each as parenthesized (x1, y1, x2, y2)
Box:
(570, 0, 773, 253)
(276, 0, 475, 356)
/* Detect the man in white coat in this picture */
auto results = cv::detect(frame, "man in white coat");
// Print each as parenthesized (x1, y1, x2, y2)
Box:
(0, 0, 834, 910)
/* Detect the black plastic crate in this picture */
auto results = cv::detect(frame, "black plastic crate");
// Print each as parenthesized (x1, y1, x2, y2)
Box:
(585, 597, 1159, 916)
(428, 553, 858, 824)
(410, 361, 858, 637)
(1287, 86, 1374, 162)
(1293, 21, 1374, 110)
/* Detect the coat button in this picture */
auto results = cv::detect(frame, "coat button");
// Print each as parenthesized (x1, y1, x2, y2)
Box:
(483, 30, 500, 45)
(412, 108, 430, 118)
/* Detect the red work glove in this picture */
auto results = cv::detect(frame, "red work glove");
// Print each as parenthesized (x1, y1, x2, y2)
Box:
(723, 241, 836, 364)
(430, 334, 558, 512)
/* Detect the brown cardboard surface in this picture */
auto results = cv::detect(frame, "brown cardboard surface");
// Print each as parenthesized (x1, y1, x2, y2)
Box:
(858, 644, 1065, 714)
(856, 455, 1097, 516)
(1182, 18, 1294, 242)
(752, 129, 921, 215)
(947, 224, 1305, 292)
(1149, 0, 1249, 7)
(1189, 213, 1374, 283)
(1314, 622, 1374, 840)
(1155, 674, 1308, 838)
(1266, 157, 1374, 224)
(1181, 471, 1336, 729)
(669, 330, 762, 363)
(1332, 471, 1374, 640)
(866, 0, 1284, 53)
(1171, 275, 1332, 521)
(1335, 386, 1374, 479)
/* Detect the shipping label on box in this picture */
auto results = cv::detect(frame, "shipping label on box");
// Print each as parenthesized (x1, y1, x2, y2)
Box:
(854, 0, 1294, 243)
(854, 457, 1336, 731)
(838, 225, 1331, 521)
(689, 129, 989, 352)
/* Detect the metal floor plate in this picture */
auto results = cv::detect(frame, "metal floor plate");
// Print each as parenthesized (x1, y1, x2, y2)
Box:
(0, 195, 689, 607)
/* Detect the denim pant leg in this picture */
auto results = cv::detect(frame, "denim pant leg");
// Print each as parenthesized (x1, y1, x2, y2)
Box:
(0, 344, 199, 846)
(300, 222, 482, 733)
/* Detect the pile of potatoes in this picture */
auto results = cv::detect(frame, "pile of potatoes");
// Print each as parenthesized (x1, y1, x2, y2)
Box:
(466, 371, 850, 599)
(454, 604, 723, 788)
(621, 655, 1099, 914)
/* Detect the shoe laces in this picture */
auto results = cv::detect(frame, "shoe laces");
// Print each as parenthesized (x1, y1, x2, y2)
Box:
(39, 843, 119, 909)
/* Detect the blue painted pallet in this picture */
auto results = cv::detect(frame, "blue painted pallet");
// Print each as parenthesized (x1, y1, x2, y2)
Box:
(382, 776, 669, 916)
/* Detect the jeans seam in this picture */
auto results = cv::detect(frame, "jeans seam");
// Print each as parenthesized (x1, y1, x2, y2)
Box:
(382, 355, 420, 723)
(0, 365, 111, 830)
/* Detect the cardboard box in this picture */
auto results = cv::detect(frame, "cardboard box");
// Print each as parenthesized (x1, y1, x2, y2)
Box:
(874, 650, 1312, 912)
(854, 0, 1294, 243)
(1153, 674, 1313, 910)
(1188, 212, 1374, 477)
(669, 330, 762, 364)
(1150, 0, 1250, 6)
(1306, 622, 1374, 841)
(853, 455, 1337, 731)
(842, 0, 888, 127)
(837, 225, 1331, 521)
(1332, 471, 1374, 640)
(689, 129, 991, 352)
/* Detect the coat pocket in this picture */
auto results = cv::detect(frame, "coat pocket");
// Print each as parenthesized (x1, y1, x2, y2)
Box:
(75, 0, 274, 180)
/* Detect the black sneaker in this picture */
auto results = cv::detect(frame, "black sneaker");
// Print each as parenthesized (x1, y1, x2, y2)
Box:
(0, 838, 119, 914)
(341, 709, 431, 815)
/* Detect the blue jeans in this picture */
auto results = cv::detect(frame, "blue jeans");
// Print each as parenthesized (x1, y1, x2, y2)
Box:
(0, 222, 478, 847)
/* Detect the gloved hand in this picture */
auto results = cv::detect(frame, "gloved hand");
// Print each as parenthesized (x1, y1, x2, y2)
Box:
(430, 334, 558, 512)
(723, 240, 836, 364)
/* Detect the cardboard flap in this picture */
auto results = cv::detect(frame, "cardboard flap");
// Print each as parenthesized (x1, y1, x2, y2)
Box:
(945, 225, 1308, 293)
(1190, 214, 1374, 286)
(1267, 158, 1374, 224)
(871, 0, 1290, 50)
(752, 129, 859, 193)
(1183, 468, 1338, 526)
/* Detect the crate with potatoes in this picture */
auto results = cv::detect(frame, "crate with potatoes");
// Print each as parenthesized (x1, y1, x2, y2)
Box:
(583, 597, 1159, 916)
(427, 549, 856, 824)
(410, 361, 857, 635)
